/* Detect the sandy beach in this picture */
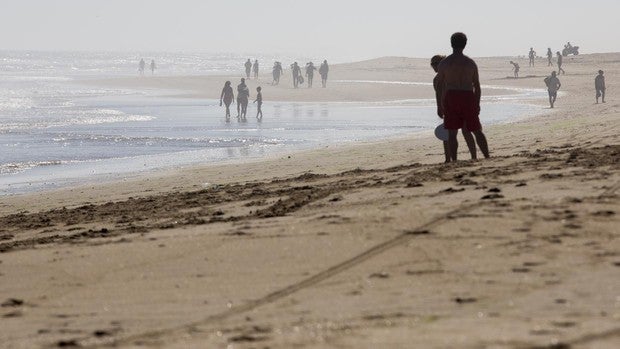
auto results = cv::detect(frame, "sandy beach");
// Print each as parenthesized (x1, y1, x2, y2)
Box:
(1, 53, 619, 349)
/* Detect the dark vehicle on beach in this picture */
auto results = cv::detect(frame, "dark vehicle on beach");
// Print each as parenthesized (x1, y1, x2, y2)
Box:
(562, 43, 579, 56)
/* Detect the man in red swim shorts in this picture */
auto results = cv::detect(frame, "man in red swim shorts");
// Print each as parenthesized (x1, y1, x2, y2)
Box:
(435, 32, 490, 161)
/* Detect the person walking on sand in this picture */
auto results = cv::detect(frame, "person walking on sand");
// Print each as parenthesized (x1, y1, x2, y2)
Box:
(245, 59, 252, 79)
(138, 58, 146, 75)
(529, 47, 536, 67)
(220, 81, 235, 119)
(510, 61, 520, 78)
(436, 32, 490, 162)
(254, 86, 263, 119)
(150, 60, 156, 75)
(595, 70, 606, 104)
(544, 71, 561, 108)
(237, 78, 250, 119)
(432, 55, 478, 163)
(305, 62, 317, 88)
(547, 48, 554, 66)
(556, 51, 565, 75)
(253, 60, 259, 79)
(291, 62, 302, 88)
(272, 62, 283, 85)
(319, 60, 329, 88)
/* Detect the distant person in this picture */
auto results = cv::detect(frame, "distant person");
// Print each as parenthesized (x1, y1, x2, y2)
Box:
(245, 59, 252, 79)
(556, 51, 565, 75)
(291, 62, 302, 88)
(237, 78, 250, 117)
(544, 71, 561, 108)
(254, 86, 263, 119)
(220, 81, 235, 119)
(528, 47, 536, 67)
(595, 70, 606, 104)
(547, 48, 554, 66)
(272, 62, 283, 85)
(319, 60, 329, 87)
(436, 32, 490, 161)
(138, 59, 146, 75)
(432, 55, 477, 163)
(150, 60, 156, 74)
(510, 61, 520, 78)
(305, 62, 317, 88)
(253, 60, 259, 79)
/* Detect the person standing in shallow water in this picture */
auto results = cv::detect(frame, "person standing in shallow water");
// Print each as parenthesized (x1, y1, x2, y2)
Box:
(595, 70, 606, 104)
(432, 55, 478, 163)
(556, 52, 565, 75)
(245, 59, 252, 79)
(547, 48, 554, 66)
(220, 81, 235, 119)
(253, 60, 259, 79)
(254, 86, 263, 119)
(529, 47, 536, 67)
(319, 60, 329, 88)
(544, 71, 561, 108)
(237, 78, 250, 119)
(150, 60, 156, 75)
(435, 32, 490, 162)
(272, 62, 283, 85)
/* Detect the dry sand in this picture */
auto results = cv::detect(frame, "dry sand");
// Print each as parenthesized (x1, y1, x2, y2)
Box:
(1, 53, 619, 349)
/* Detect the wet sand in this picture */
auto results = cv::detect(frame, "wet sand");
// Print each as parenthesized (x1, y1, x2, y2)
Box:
(1, 53, 619, 349)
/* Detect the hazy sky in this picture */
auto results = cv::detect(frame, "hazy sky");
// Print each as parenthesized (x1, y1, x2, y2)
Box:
(1, 0, 618, 61)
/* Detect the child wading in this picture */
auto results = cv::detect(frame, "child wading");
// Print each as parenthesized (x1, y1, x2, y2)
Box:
(254, 87, 263, 119)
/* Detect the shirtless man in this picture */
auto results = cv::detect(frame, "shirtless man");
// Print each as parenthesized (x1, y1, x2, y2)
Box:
(528, 47, 536, 67)
(510, 61, 520, 78)
(544, 71, 561, 108)
(595, 70, 605, 104)
(436, 32, 490, 161)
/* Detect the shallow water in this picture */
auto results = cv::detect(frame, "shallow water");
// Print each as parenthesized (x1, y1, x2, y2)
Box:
(0, 51, 548, 195)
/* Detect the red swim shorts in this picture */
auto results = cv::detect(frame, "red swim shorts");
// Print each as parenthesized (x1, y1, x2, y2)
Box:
(443, 90, 482, 132)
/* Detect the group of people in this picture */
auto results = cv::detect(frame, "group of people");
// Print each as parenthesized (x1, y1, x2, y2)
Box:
(138, 59, 156, 75)
(219, 78, 263, 120)
(244, 59, 329, 88)
(511, 47, 566, 78)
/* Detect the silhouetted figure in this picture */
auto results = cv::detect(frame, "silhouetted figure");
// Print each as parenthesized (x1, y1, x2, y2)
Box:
(435, 32, 490, 162)
(547, 48, 553, 66)
(254, 86, 263, 119)
(253, 60, 259, 79)
(319, 60, 329, 88)
(510, 61, 520, 78)
(432, 55, 477, 163)
(245, 59, 252, 79)
(305, 62, 317, 88)
(220, 81, 235, 119)
(272, 62, 283, 85)
(556, 52, 565, 75)
(291, 62, 302, 88)
(138, 59, 146, 75)
(595, 70, 606, 104)
(150, 60, 156, 74)
(528, 47, 536, 67)
(237, 78, 250, 118)
(544, 71, 561, 108)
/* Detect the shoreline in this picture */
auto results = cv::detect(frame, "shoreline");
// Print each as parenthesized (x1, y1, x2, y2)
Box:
(1, 53, 619, 348)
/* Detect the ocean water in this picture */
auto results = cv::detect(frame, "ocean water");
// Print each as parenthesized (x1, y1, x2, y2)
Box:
(0, 51, 548, 195)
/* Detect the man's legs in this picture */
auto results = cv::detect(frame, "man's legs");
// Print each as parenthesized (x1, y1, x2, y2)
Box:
(602, 89, 606, 103)
(447, 129, 459, 162)
(461, 129, 477, 159)
(472, 130, 490, 158)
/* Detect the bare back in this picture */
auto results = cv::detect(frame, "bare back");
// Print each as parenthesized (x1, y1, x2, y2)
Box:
(437, 53, 479, 92)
